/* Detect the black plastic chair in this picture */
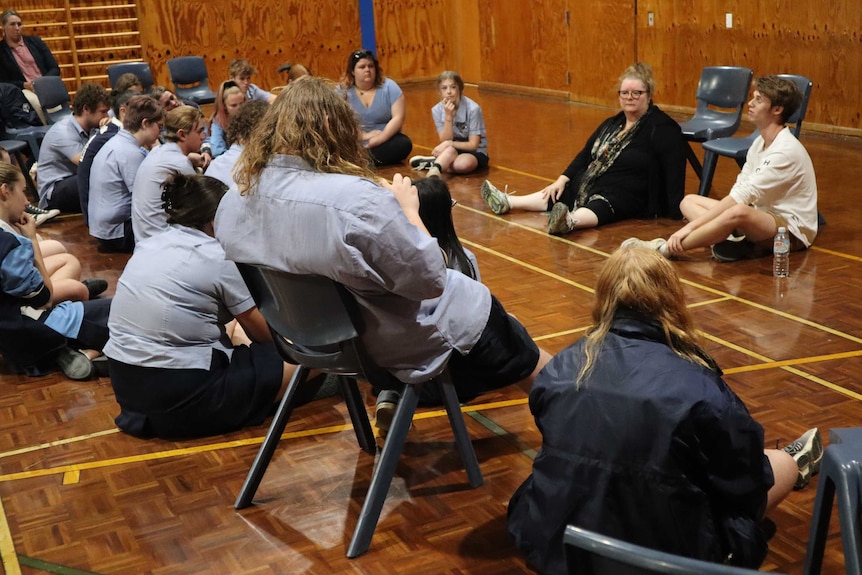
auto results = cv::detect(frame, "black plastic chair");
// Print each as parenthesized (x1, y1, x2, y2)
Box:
(32, 76, 71, 125)
(563, 524, 789, 575)
(167, 56, 216, 105)
(678, 66, 753, 180)
(803, 427, 862, 575)
(233, 264, 483, 558)
(698, 74, 813, 197)
(107, 62, 154, 92)
(0, 139, 37, 200)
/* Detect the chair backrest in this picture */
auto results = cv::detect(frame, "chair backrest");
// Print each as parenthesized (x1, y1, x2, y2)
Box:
(563, 525, 787, 575)
(107, 62, 154, 92)
(31, 76, 71, 124)
(167, 56, 210, 87)
(236, 264, 383, 377)
(695, 66, 754, 110)
(774, 74, 812, 138)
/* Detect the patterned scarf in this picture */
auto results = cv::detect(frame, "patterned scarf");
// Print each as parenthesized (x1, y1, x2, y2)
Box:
(575, 106, 653, 208)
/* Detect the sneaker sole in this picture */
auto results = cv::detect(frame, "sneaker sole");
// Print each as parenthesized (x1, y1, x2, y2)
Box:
(57, 349, 94, 380)
(409, 156, 436, 170)
(547, 203, 571, 235)
(374, 401, 397, 436)
(481, 181, 510, 215)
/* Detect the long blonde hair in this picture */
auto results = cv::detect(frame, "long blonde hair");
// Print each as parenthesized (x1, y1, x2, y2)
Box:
(578, 246, 715, 384)
(235, 77, 375, 195)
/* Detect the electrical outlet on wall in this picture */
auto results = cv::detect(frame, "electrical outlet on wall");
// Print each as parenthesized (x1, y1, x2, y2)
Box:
(648, 12, 654, 26)
(725, 13, 733, 28)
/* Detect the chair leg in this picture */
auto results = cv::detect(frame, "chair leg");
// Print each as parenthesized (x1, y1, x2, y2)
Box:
(339, 376, 376, 454)
(684, 142, 703, 180)
(346, 383, 420, 558)
(438, 374, 483, 488)
(803, 474, 836, 575)
(234, 365, 309, 509)
(697, 150, 718, 197)
(835, 467, 862, 575)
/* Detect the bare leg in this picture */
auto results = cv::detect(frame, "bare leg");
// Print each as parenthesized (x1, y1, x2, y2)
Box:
(39, 239, 68, 258)
(434, 146, 458, 172)
(508, 191, 555, 212)
(764, 448, 797, 513)
(515, 347, 553, 395)
(681, 204, 778, 251)
(448, 152, 478, 174)
(679, 194, 720, 221)
(569, 207, 599, 229)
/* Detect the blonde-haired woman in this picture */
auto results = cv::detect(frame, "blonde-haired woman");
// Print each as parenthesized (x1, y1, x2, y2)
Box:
(507, 245, 820, 574)
(482, 62, 686, 236)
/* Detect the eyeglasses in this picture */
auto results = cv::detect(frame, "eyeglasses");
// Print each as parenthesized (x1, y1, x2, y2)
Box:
(618, 90, 647, 99)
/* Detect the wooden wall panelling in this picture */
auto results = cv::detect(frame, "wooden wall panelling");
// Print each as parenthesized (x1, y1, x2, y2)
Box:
(137, 0, 362, 95)
(568, 0, 637, 107)
(453, 0, 481, 83)
(477, 0, 569, 97)
(638, 0, 862, 134)
(372, 0, 455, 84)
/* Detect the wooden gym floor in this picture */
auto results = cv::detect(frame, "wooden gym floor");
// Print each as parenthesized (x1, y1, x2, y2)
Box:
(1, 84, 861, 575)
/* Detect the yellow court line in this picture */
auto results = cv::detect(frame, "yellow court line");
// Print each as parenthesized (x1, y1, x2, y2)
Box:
(0, 428, 119, 460)
(723, 349, 862, 375)
(688, 296, 733, 308)
(781, 366, 862, 401)
(535, 326, 590, 342)
(0, 494, 21, 575)
(810, 246, 862, 263)
(0, 399, 529, 484)
(461, 237, 595, 293)
(700, 332, 775, 363)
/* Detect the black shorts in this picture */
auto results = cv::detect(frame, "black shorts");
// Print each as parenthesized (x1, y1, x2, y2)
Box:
(421, 295, 539, 405)
(109, 342, 284, 439)
(461, 150, 489, 170)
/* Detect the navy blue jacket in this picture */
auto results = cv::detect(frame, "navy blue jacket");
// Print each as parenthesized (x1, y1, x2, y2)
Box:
(508, 313, 773, 574)
(0, 36, 60, 90)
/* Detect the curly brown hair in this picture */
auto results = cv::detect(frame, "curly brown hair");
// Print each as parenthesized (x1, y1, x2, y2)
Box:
(235, 77, 375, 195)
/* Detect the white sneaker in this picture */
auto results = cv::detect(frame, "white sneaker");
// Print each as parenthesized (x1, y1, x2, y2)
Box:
(426, 165, 441, 178)
(621, 237, 669, 258)
(25, 204, 61, 227)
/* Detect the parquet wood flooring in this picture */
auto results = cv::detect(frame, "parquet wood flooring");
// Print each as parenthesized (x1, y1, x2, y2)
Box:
(2, 84, 861, 574)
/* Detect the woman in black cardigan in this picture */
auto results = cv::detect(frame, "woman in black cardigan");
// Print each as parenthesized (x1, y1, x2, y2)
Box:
(481, 62, 686, 235)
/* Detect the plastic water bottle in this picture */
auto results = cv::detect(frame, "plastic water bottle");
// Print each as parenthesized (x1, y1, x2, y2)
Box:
(773, 227, 790, 278)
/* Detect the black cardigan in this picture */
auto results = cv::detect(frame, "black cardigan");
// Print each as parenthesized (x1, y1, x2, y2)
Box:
(0, 36, 60, 90)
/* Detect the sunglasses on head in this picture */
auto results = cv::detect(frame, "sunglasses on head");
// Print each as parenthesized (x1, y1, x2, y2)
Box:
(352, 50, 373, 61)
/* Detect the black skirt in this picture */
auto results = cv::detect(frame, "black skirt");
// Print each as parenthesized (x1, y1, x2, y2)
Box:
(108, 342, 283, 439)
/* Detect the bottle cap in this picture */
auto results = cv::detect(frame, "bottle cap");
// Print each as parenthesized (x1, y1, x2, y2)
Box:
(777, 226, 787, 233)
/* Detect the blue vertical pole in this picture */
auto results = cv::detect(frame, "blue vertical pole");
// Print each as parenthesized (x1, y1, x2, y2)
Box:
(358, 0, 377, 54)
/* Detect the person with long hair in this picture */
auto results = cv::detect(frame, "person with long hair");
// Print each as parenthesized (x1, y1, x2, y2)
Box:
(481, 62, 685, 236)
(415, 177, 478, 280)
(203, 80, 245, 158)
(507, 245, 821, 574)
(410, 70, 488, 178)
(105, 174, 298, 439)
(0, 162, 110, 379)
(339, 49, 412, 165)
(217, 77, 550, 434)
(204, 99, 268, 188)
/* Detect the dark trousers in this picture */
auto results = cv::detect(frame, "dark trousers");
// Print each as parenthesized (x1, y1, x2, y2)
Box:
(369, 133, 413, 166)
(45, 175, 82, 213)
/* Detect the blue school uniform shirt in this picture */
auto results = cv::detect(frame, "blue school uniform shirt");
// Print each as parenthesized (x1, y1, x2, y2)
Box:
(431, 95, 488, 156)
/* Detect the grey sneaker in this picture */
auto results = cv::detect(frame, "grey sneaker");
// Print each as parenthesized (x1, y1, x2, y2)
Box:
(56, 347, 94, 380)
(547, 202, 574, 235)
(426, 165, 441, 178)
(409, 155, 436, 171)
(783, 428, 823, 489)
(481, 180, 511, 215)
(25, 204, 61, 227)
(621, 237, 669, 257)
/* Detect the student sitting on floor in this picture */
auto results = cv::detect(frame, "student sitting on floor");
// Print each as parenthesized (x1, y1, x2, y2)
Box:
(0, 162, 110, 379)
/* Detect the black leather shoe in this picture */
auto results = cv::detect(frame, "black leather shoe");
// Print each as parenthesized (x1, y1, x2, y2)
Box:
(81, 278, 108, 298)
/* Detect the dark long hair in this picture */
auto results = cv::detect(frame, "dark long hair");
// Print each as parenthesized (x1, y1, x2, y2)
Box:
(415, 178, 477, 280)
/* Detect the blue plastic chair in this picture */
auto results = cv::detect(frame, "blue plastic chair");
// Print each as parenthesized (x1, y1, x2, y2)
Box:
(678, 66, 753, 180)
(803, 427, 862, 575)
(232, 264, 483, 558)
(32, 75, 71, 124)
(107, 62, 154, 92)
(166, 56, 216, 105)
(563, 524, 789, 574)
(698, 74, 813, 197)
